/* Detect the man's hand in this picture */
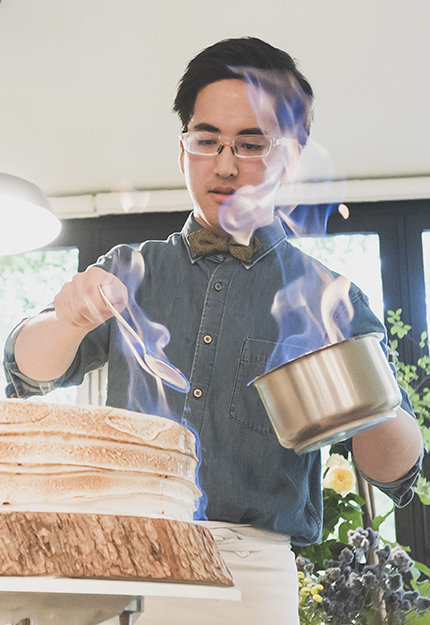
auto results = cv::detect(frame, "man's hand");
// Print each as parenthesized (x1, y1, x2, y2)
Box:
(54, 267, 128, 331)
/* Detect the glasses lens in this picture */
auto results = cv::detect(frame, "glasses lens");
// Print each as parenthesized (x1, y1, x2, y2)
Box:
(184, 132, 220, 155)
(182, 133, 273, 158)
(234, 135, 271, 158)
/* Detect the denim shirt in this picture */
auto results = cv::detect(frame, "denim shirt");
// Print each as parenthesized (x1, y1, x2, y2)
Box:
(3, 214, 421, 545)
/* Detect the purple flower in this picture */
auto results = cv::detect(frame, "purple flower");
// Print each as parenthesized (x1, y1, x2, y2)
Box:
(346, 571, 362, 592)
(339, 547, 354, 565)
(362, 571, 378, 589)
(389, 545, 414, 573)
(417, 596, 430, 612)
(295, 555, 311, 572)
(387, 573, 402, 591)
(400, 599, 412, 612)
(403, 590, 420, 607)
(376, 543, 392, 564)
(365, 527, 379, 549)
(325, 567, 343, 583)
(385, 592, 401, 611)
(348, 528, 369, 551)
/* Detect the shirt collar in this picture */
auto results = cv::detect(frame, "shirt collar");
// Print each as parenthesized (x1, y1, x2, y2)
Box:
(181, 212, 287, 268)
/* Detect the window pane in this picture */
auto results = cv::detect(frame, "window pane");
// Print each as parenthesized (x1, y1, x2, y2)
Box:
(289, 233, 384, 322)
(0, 248, 79, 404)
(422, 231, 430, 333)
(290, 233, 395, 541)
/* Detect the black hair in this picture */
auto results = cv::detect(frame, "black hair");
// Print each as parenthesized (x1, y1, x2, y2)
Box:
(173, 37, 314, 145)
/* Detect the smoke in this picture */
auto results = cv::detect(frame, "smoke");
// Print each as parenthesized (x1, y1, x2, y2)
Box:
(218, 66, 346, 242)
(215, 67, 354, 370)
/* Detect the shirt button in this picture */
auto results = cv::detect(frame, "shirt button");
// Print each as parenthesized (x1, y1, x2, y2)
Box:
(214, 282, 223, 291)
(193, 388, 203, 398)
(203, 334, 212, 344)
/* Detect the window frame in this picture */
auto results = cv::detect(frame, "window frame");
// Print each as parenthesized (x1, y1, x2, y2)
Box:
(43, 199, 430, 564)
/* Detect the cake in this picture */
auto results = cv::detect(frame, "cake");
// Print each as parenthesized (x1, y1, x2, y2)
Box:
(0, 398, 200, 521)
(0, 399, 234, 587)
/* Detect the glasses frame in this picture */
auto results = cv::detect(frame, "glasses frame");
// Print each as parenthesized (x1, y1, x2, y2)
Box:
(180, 132, 290, 159)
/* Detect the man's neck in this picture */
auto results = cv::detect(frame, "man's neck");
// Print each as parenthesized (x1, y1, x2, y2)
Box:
(193, 214, 229, 238)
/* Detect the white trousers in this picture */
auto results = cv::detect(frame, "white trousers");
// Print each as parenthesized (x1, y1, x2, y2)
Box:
(103, 522, 300, 625)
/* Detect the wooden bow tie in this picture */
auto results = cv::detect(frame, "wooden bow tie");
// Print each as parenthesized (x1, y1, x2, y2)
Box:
(188, 229, 260, 262)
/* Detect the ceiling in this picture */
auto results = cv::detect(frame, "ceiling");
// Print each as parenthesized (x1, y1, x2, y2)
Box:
(0, 0, 429, 208)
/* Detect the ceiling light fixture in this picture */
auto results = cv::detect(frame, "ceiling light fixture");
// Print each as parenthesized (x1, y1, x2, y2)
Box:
(0, 173, 62, 256)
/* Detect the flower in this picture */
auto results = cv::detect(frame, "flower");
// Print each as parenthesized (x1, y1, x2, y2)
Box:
(322, 454, 356, 496)
(389, 545, 414, 573)
(326, 453, 352, 470)
(339, 547, 354, 565)
(417, 596, 430, 612)
(296, 526, 430, 625)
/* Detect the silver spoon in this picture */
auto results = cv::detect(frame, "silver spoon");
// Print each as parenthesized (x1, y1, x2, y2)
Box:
(98, 285, 190, 393)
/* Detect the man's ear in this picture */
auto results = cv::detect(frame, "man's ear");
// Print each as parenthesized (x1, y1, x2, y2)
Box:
(179, 141, 185, 175)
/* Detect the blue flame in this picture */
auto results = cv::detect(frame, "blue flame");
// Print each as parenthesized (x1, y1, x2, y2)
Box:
(181, 414, 208, 521)
(106, 249, 208, 518)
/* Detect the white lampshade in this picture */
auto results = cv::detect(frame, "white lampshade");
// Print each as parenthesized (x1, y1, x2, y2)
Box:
(0, 173, 62, 256)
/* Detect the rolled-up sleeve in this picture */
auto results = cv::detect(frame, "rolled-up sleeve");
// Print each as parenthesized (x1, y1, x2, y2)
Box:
(3, 311, 110, 400)
(355, 451, 423, 507)
(3, 317, 60, 398)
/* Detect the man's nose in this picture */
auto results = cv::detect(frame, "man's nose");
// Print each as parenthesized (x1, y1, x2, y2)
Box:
(214, 144, 239, 178)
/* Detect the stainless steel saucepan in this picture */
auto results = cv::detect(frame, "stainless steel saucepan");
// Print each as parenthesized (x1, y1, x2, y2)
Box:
(252, 333, 401, 454)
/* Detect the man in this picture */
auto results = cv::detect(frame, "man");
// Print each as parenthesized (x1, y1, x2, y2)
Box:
(4, 38, 423, 624)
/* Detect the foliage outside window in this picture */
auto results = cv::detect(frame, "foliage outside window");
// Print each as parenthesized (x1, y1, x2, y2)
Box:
(0, 248, 79, 403)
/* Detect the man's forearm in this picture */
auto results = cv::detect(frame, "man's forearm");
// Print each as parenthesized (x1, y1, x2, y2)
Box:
(352, 407, 423, 483)
(13, 267, 128, 383)
(14, 312, 88, 382)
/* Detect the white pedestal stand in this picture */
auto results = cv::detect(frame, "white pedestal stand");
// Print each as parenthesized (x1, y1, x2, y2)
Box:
(0, 577, 241, 625)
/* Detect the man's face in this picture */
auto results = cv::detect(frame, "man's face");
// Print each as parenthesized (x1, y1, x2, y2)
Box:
(179, 79, 282, 235)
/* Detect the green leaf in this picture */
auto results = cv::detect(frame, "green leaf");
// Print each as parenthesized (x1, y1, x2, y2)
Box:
(372, 506, 395, 531)
(413, 559, 430, 578)
(414, 475, 430, 506)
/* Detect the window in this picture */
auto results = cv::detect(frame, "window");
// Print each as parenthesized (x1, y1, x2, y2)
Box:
(422, 231, 430, 334)
(0, 247, 79, 404)
(291, 232, 395, 541)
(290, 233, 383, 321)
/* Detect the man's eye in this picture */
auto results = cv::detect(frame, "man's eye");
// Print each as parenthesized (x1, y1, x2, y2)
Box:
(242, 142, 264, 152)
(197, 139, 217, 147)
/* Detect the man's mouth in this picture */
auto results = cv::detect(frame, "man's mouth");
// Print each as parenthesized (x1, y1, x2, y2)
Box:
(210, 187, 236, 201)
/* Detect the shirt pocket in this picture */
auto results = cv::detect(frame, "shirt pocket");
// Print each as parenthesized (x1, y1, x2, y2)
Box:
(228, 338, 285, 435)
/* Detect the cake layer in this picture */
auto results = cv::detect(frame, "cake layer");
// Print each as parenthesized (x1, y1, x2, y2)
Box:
(0, 436, 197, 480)
(0, 400, 197, 458)
(0, 494, 196, 521)
(0, 467, 200, 508)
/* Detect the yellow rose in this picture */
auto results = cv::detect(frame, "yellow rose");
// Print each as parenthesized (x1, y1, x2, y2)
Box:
(326, 453, 351, 470)
(322, 465, 356, 496)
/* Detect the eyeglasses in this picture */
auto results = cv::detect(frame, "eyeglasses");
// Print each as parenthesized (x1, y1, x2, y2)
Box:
(181, 132, 289, 159)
